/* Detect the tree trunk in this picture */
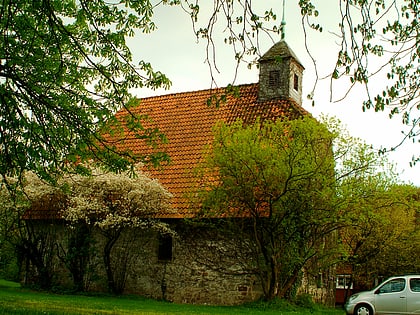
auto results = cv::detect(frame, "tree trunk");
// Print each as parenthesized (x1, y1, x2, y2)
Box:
(277, 267, 301, 299)
(102, 229, 122, 295)
(266, 255, 279, 300)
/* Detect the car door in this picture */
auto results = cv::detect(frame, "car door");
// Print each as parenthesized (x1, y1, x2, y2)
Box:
(407, 277, 420, 314)
(374, 278, 407, 314)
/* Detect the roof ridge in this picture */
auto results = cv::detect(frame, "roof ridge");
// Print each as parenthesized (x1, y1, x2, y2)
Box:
(137, 82, 259, 102)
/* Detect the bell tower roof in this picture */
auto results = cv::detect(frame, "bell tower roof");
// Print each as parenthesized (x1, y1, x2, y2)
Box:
(259, 40, 304, 69)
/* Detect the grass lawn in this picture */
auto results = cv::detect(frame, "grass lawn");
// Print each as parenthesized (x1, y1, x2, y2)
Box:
(0, 279, 346, 315)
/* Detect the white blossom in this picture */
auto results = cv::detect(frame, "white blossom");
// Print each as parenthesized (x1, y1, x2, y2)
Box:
(9, 167, 174, 232)
(61, 166, 174, 231)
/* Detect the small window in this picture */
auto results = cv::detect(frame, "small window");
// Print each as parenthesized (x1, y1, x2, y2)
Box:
(293, 73, 299, 91)
(158, 234, 173, 261)
(269, 70, 280, 88)
(336, 275, 353, 289)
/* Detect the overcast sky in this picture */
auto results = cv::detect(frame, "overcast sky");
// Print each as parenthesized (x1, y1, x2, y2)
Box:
(128, 0, 419, 186)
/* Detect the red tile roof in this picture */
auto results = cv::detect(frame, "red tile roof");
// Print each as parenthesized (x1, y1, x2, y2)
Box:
(23, 83, 307, 220)
(23, 192, 68, 220)
(112, 83, 306, 218)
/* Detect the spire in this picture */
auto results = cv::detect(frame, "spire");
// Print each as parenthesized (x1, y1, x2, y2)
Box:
(257, 0, 304, 104)
(281, 0, 286, 40)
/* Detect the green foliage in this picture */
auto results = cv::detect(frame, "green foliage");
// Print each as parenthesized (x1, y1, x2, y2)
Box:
(323, 116, 420, 282)
(0, 0, 173, 182)
(0, 242, 19, 282)
(197, 114, 409, 301)
(0, 181, 30, 282)
(198, 116, 339, 300)
(257, 297, 331, 314)
(339, 183, 420, 284)
(294, 293, 317, 309)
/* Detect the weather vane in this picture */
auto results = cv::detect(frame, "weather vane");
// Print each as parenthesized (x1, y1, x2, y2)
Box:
(281, 0, 286, 40)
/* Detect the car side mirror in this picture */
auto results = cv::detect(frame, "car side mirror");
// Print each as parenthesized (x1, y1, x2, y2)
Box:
(374, 289, 381, 294)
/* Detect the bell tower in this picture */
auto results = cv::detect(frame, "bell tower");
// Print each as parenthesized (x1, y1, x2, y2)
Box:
(258, 1, 304, 105)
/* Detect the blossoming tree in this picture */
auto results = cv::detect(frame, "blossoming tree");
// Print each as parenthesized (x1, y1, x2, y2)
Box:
(61, 168, 174, 294)
(3, 167, 173, 293)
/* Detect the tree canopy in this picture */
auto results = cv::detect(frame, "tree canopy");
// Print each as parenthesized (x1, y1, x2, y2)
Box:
(60, 167, 174, 294)
(0, 0, 172, 182)
(339, 182, 420, 286)
(197, 116, 339, 300)
(196, 115, 411, 301)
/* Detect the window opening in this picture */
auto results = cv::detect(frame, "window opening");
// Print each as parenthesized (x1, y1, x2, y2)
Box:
(293, 73, 299, 91)
(269, 70, 280, 88)
(158, 234, 173, 261)
(336, 275, 353, 289)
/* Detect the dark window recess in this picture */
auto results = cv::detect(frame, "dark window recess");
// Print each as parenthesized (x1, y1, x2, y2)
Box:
(293, 73, 299, 91)
(158, 234, 173, 261)
(269, 70, 280, 87)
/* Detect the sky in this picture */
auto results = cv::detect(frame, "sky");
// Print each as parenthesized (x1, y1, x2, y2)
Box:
(128, 1, 419, 186)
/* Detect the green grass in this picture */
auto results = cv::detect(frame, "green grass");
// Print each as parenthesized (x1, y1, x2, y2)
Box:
(0, 280, 346, 315)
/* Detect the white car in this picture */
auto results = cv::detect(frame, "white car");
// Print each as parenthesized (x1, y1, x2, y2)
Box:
(345, 275, 420, 315)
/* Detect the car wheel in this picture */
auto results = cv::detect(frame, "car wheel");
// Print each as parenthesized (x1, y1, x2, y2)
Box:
(354, 304, 373, 315)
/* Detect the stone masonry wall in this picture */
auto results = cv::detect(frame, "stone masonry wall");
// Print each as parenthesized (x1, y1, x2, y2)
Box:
(23, 220, 334, 306)
(258, 58, 303, 105)
(124, 223, 263, 305)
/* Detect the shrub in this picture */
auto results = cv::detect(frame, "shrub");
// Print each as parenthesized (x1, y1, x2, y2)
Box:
(295, 293, 317, 309)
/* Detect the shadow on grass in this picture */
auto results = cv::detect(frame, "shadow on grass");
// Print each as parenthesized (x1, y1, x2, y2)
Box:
(0, 279, 21, 289)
